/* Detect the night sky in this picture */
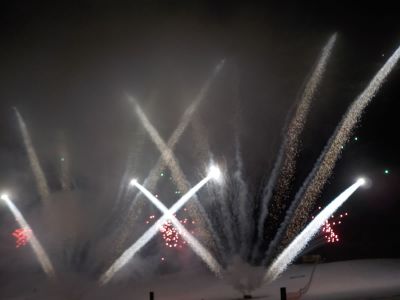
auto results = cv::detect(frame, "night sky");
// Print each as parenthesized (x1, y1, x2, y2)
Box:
(1, 0, 400, 280)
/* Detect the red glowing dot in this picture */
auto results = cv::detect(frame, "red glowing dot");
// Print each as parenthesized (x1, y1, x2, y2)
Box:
(12, 228, 31, 248)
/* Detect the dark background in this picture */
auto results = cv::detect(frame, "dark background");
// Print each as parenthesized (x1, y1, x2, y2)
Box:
(0, 1, 399, 265)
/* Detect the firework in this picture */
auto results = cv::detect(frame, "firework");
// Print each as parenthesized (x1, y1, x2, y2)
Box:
(315, 209, 348, 244)
(256, 34, 337, 261)
(12, 228, 32, 248)
(14, 108, 50, 205)
(281, 43, 400, 250)
(146, 215, 189, 249)
(264, 178, 365, 282)
(99, 167, 222, 285)
(1, 194, 55, 278)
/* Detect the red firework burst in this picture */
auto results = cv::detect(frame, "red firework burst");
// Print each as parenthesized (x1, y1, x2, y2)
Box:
(12, 228, 31, 248)
(146, 214, 190, 249)
(313, 208, 349, 244)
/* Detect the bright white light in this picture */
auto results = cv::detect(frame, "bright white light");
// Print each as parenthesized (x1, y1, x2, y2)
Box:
(265, 180, 363, 282)
(208, 165, 221, 180)
(357, 178, 366, 186)
(1, 193, 9, 201)
(129, 179, 138, 186)
(100, 174, 215, 285)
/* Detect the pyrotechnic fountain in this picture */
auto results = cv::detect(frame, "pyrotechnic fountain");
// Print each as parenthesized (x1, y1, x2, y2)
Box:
(1, 32, 399, 299)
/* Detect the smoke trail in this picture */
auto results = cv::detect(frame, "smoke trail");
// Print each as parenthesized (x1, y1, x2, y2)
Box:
(229, 64, 251, 258)
(254, 34, 337, 259)
(279, 42, 400, 250)
(100, 173, 217, 285)
(127, 98, 223, 258)
(114, 125, 146, 208)
(264, 179, 364, 282)
(14, 108, 50, 205)
(115, 92, 158, 208)
(117, 60, 225, 251)
(234, 136, 251, 258)
(131, 97, 189, 195)
(131, 180, 223, 277)
(122, 60, 225, 226)
(1, 194, 56, 278)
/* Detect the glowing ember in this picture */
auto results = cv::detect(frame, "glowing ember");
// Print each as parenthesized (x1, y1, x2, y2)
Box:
(313, 207, 348, 244)
(12, 228, 32, 248)
(146, 215, 188, 249)
(160, 220, 186, 248)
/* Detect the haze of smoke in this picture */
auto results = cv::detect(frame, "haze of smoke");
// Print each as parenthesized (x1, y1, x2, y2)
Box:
(58, 132, 71, 191)
(217, 168, 237, 255)
(230, 68, 251, 258)
(191, 115, 212, 163)
(264, 180, 363, 282)
(234, 136, 251, 258)
(1, 195, 55, 278)
(254, 34, 337, 260)
(14, 108, 50, 205)
(115, 125, 146, 208)
(279, 42, 400, 250)
(100, 174, 215, 285)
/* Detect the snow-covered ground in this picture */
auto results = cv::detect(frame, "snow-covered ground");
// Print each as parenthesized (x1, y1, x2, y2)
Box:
(2, 259, 400, 299)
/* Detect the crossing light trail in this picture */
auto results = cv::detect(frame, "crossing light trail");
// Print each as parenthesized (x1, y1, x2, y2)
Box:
(99, 166, 222, 285)
(1, 194, 55, 278)
(264, 178, 365, 282)
(129, 175, 223, 277)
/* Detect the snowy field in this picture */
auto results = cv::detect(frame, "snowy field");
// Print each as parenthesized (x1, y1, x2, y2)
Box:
(2, 259, 400, 299)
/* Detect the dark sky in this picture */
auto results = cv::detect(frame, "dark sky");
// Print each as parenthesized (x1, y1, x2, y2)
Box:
(1, 0, 400, 271)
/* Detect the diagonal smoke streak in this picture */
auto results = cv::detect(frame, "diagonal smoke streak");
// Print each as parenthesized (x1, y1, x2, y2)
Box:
(115, 92, 159, 210)
(116, 60, 225, 252)
(231, 69, 252, 258)
(264, 179, 363, 282)
(14, 108, 50, 205)
(115, 125, 147, 209)
(253, 34, 337, 260)
(1, 194, 56, 278)
(128, 99, 223, 255)
(269, 41, 400, 260)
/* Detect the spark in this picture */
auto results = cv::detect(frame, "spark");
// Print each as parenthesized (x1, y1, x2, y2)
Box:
(255, 33, 337, 260)
(1, 194, 55, 278)
(264, 179, 364, 282)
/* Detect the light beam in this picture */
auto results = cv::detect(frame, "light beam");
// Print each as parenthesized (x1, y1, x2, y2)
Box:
(129, 178, 222, 277)
(1, 193, 55, 278)
(264, 179, 364, 282)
